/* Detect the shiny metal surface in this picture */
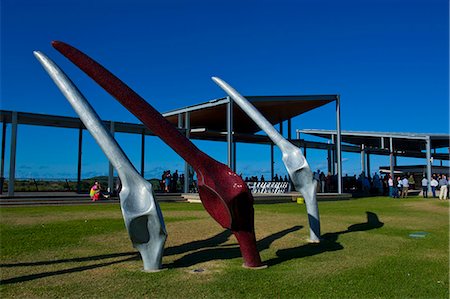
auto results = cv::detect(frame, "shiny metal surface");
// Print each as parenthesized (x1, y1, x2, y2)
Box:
(34, 51, 167, 270)
(212, 77, 321, 242)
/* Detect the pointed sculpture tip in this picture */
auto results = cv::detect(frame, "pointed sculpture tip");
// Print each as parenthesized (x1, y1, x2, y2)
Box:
(33, 50, 44, 60)
(52, 40, 67, 50)
(211, 76, 223, 85)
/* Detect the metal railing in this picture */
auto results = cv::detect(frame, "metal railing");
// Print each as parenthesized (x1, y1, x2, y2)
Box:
(246, 181, 291, 194)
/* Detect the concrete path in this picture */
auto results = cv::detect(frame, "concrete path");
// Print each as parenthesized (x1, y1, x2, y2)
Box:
(0, 192, 186, 207)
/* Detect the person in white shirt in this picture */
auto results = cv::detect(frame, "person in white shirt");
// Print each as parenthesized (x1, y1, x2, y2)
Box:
(388, 175, 394, 197)
(395, 177, 402, 198)
(430, 177, 439, 198)
(421, 176, 428, 198)
(401, 177, 409, 198)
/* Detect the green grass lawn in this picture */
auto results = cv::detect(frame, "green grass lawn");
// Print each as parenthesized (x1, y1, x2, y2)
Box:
(0, 197, 448, 298)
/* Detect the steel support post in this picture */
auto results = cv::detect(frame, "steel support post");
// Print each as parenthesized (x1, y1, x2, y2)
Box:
(184, 111, 190, 193)
(233, 141, 237, 172)
(76, 127, 83, 193)
(0, 121, 7, 194)
(331, 134, 336, 175)
(336, 96, 343, 194)
(270, 143, 274, 180)
(389, 137, 394, 180)
(287, 118, 292, 141)
(327, 143, 332, 174)
(141, 129, 145, 177)
(177, 113, 183, 129)
(8, 112, 18, 197)
(227, 96, 235, 171)
(108, 121, 115, 193)
(426, 136, 432, 196)
(361, 144, 366, 175)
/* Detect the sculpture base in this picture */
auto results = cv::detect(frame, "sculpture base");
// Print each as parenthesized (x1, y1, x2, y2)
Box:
(242, 263, 268, 270)
(307, 238, 322, 244)
(142, 268, 168, 273)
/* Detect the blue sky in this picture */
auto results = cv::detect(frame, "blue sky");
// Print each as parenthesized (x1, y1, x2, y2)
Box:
(1, 0, 449, 180)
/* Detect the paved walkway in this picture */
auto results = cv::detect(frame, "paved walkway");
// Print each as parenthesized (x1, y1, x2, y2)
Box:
(0, 192, 186, 207)
(0, 191, 87, 199)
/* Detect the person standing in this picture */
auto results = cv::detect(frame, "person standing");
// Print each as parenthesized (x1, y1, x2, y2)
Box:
(180, 174, 185, 190)
(421, 176, 428, 198)
(172, 170, 179, 192)
(408, 174, 416, 190)
(373, 172, 382, 195)
(320, 172, 326, 193)
(363, 175, 371, 195)
(388, 175, 394, 197)
(165, 170, 171, 193)
(396, 177, 402, 198)
(401, 176, 409, 198)
(326, 172, 333, 193)
(438, 175, 448, 200)
(430, 176, 439, 198)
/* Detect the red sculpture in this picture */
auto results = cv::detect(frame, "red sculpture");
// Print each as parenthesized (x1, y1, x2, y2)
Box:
(52, 41, 264, 268)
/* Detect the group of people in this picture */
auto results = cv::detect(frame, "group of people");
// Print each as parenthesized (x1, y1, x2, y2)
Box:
(388, 175, 412, 198)
(243, 174, 289, 183)
(388, 173, 449, 199)
(160, 170, 184, 193)
(89, 170, 450, 200)
(313, 171, 340, 193)
(424, 174, 449, 199)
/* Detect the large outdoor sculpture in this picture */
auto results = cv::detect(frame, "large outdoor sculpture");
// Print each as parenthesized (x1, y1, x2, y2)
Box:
(212, 77, 321, 242)
(34, 51, 167, 271)
(51, 41, 265, 268)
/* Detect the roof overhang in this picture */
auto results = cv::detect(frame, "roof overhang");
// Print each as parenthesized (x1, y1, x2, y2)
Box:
(299, 129, 450, 151)
(164, 95, 337, 134)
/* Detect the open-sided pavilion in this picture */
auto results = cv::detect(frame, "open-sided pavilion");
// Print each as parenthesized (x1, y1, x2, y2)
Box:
(298, 129, 450, 185)
(2, 93, 448, 197)
(0, 94, 343, 196)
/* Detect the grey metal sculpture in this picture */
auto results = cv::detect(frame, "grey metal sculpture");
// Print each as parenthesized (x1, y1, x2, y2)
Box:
(212, 77, 321, 242)
(34, 51, 167, 271)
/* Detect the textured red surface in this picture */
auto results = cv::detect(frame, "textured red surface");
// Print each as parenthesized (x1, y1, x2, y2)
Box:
(52, 41, 263, 268)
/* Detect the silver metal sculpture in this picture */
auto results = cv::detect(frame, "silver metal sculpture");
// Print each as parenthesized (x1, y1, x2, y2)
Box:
(212, 77, 321, 242)
(34, 51, 167, 271)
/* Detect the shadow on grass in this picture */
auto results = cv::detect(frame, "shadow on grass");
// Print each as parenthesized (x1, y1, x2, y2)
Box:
(0, 229, 242, 284)
(0, 230, 232, 268)
(165, 230, 233, 256)
(0, 252, 138, 268)
(0, 212, 382, 284)
(0, 256, 137, 285)
(265, 211, 384, 267)
(167, 225, 303, 268)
